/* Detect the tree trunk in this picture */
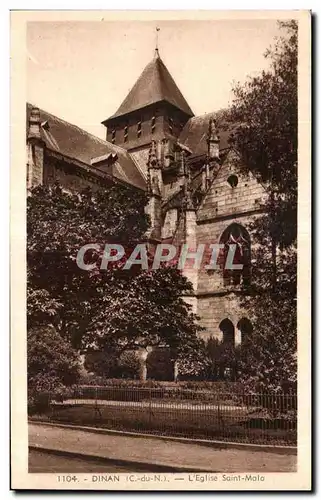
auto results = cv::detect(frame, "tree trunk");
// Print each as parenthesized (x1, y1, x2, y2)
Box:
(137, 348, 149, 381)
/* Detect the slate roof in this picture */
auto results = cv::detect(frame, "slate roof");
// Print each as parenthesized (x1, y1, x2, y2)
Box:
(179, 109, 233, 157)
(26, 103, 146, 191)
(107, 51, 194, 120)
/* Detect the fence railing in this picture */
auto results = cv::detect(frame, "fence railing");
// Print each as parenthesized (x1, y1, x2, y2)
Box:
(36, 386, 297, 446)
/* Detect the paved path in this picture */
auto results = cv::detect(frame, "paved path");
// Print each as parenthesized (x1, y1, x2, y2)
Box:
(29, 423, 296, 473)
(29, 449, 152, 473)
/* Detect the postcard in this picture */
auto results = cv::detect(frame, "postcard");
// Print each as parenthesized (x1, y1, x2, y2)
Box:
(10, 9, 311, 491)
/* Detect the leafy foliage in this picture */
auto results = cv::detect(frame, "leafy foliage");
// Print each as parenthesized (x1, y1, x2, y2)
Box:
(174, 336, 241, 382)
(230, 21, 297, 241)
(229, 21, 298, 391)
(27, 288, 62, 327)
(84, 349, 141, 379)
(27, 182, 202, 374)
(27, 325, 80, 413)
(237, 296, 297, 393)
(146, 348, 175, 381)
(202, 337, 241, 381)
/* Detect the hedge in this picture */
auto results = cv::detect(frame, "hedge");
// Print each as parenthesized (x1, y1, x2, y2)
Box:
(78, 375, 244, 392)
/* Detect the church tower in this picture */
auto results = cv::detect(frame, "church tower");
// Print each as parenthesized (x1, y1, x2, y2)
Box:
(101, 48, 194, 178)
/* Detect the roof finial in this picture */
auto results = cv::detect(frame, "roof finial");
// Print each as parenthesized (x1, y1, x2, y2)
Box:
(207, 118, 220, 160)
(154, 27, 160, 58)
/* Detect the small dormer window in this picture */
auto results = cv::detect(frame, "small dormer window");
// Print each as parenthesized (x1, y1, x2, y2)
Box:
(124, 125, 128, 143)
(151, 116, 156, 134)
(137, 120, 142, 138)
(111, 129, 116, 144)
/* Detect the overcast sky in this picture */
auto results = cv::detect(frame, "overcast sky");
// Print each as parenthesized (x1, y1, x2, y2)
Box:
(27, 19, 282, 139)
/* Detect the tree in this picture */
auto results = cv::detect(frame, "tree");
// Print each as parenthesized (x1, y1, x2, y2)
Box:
(27, 287, 62, 327)
(27, 182, 202, 377)
(84, 349, 119, 378)
(237, 296, 297, 392)
(146, 348, 175, 381)
(27, 325, 80, 413)
(229, 21, 298, 391)
(201, 337, 241, 381)
(84, 349, 141, 379)
(117, 351, 141, 379)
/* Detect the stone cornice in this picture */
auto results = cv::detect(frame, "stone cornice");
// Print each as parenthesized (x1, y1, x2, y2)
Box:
(197, 207, 266, 225)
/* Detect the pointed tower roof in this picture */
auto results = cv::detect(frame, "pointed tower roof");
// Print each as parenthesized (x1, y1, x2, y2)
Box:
(108, 51, 194, 120)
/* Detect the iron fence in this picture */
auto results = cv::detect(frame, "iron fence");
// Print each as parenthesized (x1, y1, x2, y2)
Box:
(36, 385, 297, 446)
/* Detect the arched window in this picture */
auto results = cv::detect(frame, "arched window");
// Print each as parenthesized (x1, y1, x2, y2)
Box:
(219, 223, 251, 287)
(237, 318, 253, 342)
(219, 318, 235, 346)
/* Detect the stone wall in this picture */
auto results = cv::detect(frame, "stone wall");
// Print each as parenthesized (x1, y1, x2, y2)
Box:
(43, 155, 99, 192)
(197, 292, 248, 343)
(198, 149, 267, 222)
(196, 213, 254, 294)
(39, 137, 261, 350)
(27, 143, 44, 188)
(191, 151, 266, 343)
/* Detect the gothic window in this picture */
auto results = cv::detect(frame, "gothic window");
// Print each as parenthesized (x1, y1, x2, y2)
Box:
(111, 129, 116, 144)
(219, 319, 235, 346)
(219, 223, 251, 287)
(124, 125, 128, 142)
(237, 318, 253, 343)
(151, 116, 156, 134)
(168, 117, 174, 134)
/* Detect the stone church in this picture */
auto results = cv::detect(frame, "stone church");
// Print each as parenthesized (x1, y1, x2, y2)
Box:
(27, 48, 266, 350)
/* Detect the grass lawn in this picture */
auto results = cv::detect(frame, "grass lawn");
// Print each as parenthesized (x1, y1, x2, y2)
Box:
(33, 401, 296, 446)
